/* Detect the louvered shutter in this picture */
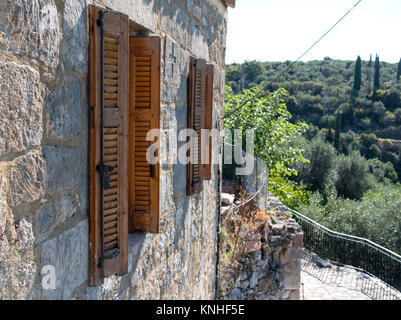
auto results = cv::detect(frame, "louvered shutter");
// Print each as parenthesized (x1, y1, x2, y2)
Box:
(88, 5, 129, 285)
(129, 37, 160, 233)
(187, 57, 206, 196)
(203, 64, 214, 181)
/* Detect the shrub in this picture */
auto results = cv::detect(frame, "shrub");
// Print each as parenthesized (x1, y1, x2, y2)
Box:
(334, 151, 372, 200)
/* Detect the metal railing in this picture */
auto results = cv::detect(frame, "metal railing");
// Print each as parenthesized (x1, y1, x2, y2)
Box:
(290, 209, 401, 293)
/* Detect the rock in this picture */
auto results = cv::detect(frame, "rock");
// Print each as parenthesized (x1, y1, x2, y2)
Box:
(15, 218, 34, 251)
(41, 220, 88, 299)
(35, 202, 54, 243)
(0, 0, 61, 68)
(249, 271, 258, 289)
(239, 280, 249, 290)
(10, 151, 46, 207)
(0, 61, 42, 157)
(315, 258, 331, 268)
(44, 78, 81, 139)
(258, 279, 269, 292)
(44, 146, 80, 195)
(54, 193, 79, 227)
(240, 272, 247, 281)
(0, 172, 8, 235)
(62, 0, 88, 71)
(221, 193, 235, 206)
(228, 287, 241, 300)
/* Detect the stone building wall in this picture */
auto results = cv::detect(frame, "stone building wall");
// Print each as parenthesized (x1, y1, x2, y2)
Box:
(0, 0, 228, 299)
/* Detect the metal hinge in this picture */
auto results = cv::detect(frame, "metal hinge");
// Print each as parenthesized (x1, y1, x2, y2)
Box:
(96, 163, 115, 190)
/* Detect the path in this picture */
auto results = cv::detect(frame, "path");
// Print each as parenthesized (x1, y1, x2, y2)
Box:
(300, 250, 401, 300)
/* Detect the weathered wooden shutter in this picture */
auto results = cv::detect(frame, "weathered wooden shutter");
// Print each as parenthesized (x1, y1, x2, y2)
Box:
(88, 5, 129, 285)
(129, 37, 160, 233)
(203, 64, 214, 181)
(187, 57, 206, 195)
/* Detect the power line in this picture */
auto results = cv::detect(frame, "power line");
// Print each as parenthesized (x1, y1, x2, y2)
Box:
(223, 0, 363, 120)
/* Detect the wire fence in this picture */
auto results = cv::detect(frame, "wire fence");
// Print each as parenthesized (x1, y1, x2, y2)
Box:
(290, 209, 401, 298)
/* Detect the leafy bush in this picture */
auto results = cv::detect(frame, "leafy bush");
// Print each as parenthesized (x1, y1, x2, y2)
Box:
(334, 151, 372, 200)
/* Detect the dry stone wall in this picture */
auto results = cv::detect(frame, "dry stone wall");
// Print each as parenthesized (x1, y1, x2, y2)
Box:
(0, 0, 228, 299)
(220, 186, 303, 300)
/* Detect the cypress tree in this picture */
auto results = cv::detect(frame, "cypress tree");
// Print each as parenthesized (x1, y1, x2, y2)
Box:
(374, 54, 380, 92)
(353, 56, 362, 91)
(327, 125, 333, 144)
(334, 113, 341, 150)
(397, 58, 401, 83)
(367, 54, 373, 93)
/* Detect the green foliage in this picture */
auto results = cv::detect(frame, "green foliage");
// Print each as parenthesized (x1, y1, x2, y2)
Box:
(243, 60, 266, 84)
(397, 58, 401, 83)
(224, 86, 307, 177)
(374, 55, 381, 92)
(294, 136, 336, 193)
(299, 184, 401, 254)
(223, 86, 309, 208)
(353, 56, 362, 92)
(269, 172, 310, 210)
(225, 58, 401, 252)
(334, 151, 372, 200)
(334, 112, 341, 150)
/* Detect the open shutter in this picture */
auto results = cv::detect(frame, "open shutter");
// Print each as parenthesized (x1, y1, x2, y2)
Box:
(88, 5, 129, 285)
(187, 57, 206, 196)
(203, 64, 214, 181)
(129, 37, 161, 233)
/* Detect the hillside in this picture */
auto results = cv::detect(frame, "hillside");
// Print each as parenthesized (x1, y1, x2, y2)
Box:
(226, 58, 401, 182)
(224, 58, 401, 254)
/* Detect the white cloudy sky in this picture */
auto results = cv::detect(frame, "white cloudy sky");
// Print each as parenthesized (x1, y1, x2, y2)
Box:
(226, 0, 401, 64)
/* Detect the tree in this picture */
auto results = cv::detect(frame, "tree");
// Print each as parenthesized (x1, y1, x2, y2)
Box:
(374, 54, 380, 92)
(242, 60, 266, 85)
(353, 56, 362, 92)
(297, 137, 336, 193)
(334, 151, 372, 200)
(224, 86, 309, 208)
(367, 54, 373, 93)
(397, 58, 401, 83)
(334, 112, 341, 150)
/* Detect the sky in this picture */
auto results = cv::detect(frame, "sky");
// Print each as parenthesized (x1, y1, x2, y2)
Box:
(225, 0, 401, 64)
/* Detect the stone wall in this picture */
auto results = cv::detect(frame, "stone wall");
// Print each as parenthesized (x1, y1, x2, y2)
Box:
(0, 0, 228, 299)
(226, 215, 303, 300)
(220, 188, 303, 300)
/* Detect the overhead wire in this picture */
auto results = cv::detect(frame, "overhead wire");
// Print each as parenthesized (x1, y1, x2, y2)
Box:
(222, 0, 363, 120)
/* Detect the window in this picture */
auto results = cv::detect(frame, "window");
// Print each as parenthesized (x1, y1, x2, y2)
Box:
(88, 5, 160, 285)
(88, 5, 215, 285)
(187, 57, 214, 195)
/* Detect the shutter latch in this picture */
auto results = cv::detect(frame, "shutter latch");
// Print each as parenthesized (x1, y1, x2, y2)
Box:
(150, 164, 155, 178)
(96, 163, 115, 190)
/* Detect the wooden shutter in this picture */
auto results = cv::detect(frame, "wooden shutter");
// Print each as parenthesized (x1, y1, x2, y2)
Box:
(203, 64, 214, 181)
(129, 37, 160, 233)
(187, 57, 206, 196)
(88, 5, 129, 285)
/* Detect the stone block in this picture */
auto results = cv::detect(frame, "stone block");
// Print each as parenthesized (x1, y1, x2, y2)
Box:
(35, 202, 54, 243)
(283, 274, 300, 290)
(61, 0, 88, 71)
(0, 0, 60, 68)
(10, 150, 46, 207)
(15, 217, 34, 251)
(44, 78, 81, 139)
(41, 219, 88, 299)
(249, 271, 258, 289)
(54, 193, 79, 227)
(0, 171, 8, 235)
(44, 146, 80, 195)
(0, 61, 42, 157)
(294, 232, 303, 249)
